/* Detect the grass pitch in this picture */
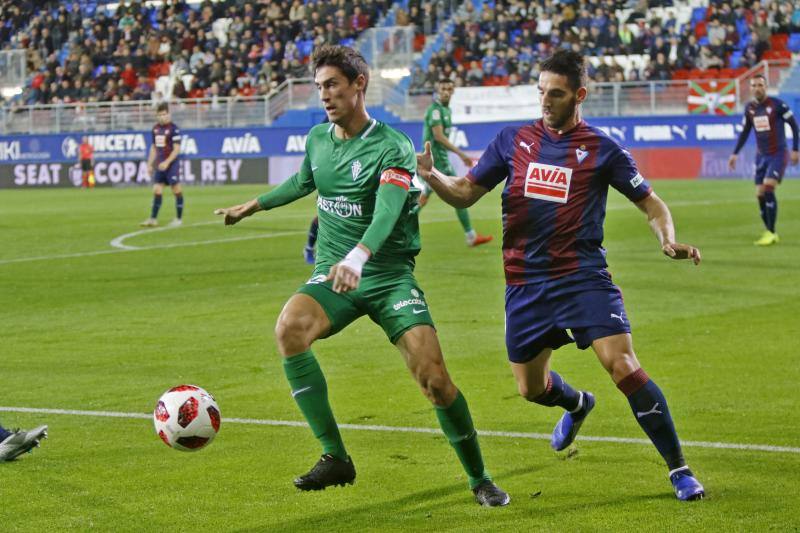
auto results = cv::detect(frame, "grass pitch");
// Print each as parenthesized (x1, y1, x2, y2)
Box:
(1, 180, 799, 531)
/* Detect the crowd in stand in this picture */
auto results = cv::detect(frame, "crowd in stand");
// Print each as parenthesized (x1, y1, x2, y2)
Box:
(1, 0, 393, 108)
(408, 0, 800, 93)
(1, 0, 799, 108)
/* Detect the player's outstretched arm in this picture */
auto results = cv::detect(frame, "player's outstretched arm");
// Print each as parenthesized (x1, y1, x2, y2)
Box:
(635, 192, 701, 265)
(417, 142, 487, 208)
(214, 199, 262, 225)
(215, 171, 316, 225)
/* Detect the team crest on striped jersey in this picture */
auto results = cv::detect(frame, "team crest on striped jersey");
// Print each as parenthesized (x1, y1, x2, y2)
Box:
(575, 145, 588, 164)
(351, 160, 362, 181)
(524, 162, 572, 204)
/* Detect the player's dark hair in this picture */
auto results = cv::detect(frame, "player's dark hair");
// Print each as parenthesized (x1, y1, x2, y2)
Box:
(156, 102, 169, 113)
(437, 78, 455, 85)
(750, 73, 767, 83)
(539, 49, 587, 92)
(311, 44, 369, 92)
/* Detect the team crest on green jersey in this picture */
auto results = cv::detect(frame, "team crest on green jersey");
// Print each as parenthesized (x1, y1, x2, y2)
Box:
(351, 160, 362, 181)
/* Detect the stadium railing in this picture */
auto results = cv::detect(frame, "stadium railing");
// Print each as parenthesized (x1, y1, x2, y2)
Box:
(0, 60, 790, 135)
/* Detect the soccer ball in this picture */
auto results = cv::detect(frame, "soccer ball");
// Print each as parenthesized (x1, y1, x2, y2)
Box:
(153, 385, 221, 452)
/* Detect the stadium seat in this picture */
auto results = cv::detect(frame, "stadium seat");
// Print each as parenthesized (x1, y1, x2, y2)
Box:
(694, 20, 707, 38)
(672, 69, 690, 80)
(719, 68, 736, 79)
(691, 6, 706, 27)
(770, 33, 789, 51)
(788, 33, 800, 53)
(763, 49, 792, 60)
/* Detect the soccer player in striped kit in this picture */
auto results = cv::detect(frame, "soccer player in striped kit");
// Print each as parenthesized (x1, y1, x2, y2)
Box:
(141, 103, 184, 227)
(728, 74, 799, 246)
(417, 49, 705, 501)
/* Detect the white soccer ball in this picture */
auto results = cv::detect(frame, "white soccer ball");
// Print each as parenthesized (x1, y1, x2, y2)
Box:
(153, 385, 221, 452)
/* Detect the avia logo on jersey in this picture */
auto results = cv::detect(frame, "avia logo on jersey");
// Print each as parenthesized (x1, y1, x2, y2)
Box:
(317, 195, 363, 218)
(524, 162, 572, 204)
(753, 115, 771, 132)
(392, 289, 427, 311)
(222, 133, 261, 154)
(351, 160, 362, 181)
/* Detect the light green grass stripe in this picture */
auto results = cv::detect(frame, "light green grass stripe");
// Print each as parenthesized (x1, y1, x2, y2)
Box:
(3, 406, 798, 455)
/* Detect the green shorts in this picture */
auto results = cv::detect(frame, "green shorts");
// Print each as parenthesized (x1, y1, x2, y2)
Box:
(297, 269, 435, 344)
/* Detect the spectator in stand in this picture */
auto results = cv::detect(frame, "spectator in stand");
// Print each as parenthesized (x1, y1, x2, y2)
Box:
(697, 45, 724, 70)
(646, 53, 673, 81)
(121, 62, 138, 92)
(467, 61, 483, 87)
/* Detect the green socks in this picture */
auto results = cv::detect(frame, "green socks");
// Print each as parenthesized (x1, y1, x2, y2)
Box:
(283, 350, 348, 460)
(435, 390, 491, 488)
(455, 207, 473, 233)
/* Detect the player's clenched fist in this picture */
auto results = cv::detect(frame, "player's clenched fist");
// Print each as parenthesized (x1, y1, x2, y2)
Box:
(326, 245, 370, 293)
(326, 263, 361, 293)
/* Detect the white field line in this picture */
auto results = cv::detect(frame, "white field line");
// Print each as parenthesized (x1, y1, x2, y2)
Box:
(1, 405, 798, 454)
(0, 229, 305, 265)
(2, 195, 798, 266)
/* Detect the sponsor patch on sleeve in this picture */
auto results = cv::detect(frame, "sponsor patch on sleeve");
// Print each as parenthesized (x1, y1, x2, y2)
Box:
(380, 168, 412, 190)
(629, 172, 644, 188)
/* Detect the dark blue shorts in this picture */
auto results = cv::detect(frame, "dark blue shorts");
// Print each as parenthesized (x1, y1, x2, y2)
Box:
(154, 161, 180, 185)
(755, 152, 787, 184)
(505, 270, 631, 363)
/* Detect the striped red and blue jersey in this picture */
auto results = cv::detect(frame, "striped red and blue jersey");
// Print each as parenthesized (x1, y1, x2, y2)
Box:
(468, 120, 652, 285)
(152, 122, 181, 164)
(734, 97, 799, 156)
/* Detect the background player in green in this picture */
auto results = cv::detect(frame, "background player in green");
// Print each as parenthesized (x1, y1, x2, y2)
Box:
(214, 45, 509, 507)
(420, 78, 493, 247)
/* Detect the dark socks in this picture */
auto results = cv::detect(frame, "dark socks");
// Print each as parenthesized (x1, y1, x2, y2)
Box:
(531, 371, 582, 411)
(763, 186, 777, 232)
(618, 368, 686, 471)
(757, 195, 768, 229)
(175, 193, 184, 219)
(150, 194, 163, 219)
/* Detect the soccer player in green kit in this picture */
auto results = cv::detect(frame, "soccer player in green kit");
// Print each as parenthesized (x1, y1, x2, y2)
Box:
(214, 45, 509, 507)
(419, 78, 492, 247)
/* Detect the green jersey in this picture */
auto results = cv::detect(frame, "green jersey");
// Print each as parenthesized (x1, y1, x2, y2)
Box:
(423, 100, 455, 174)
(299, 119, 420, 274)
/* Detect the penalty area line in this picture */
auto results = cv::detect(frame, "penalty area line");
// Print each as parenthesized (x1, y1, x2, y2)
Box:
(1, 405, 798, 455)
